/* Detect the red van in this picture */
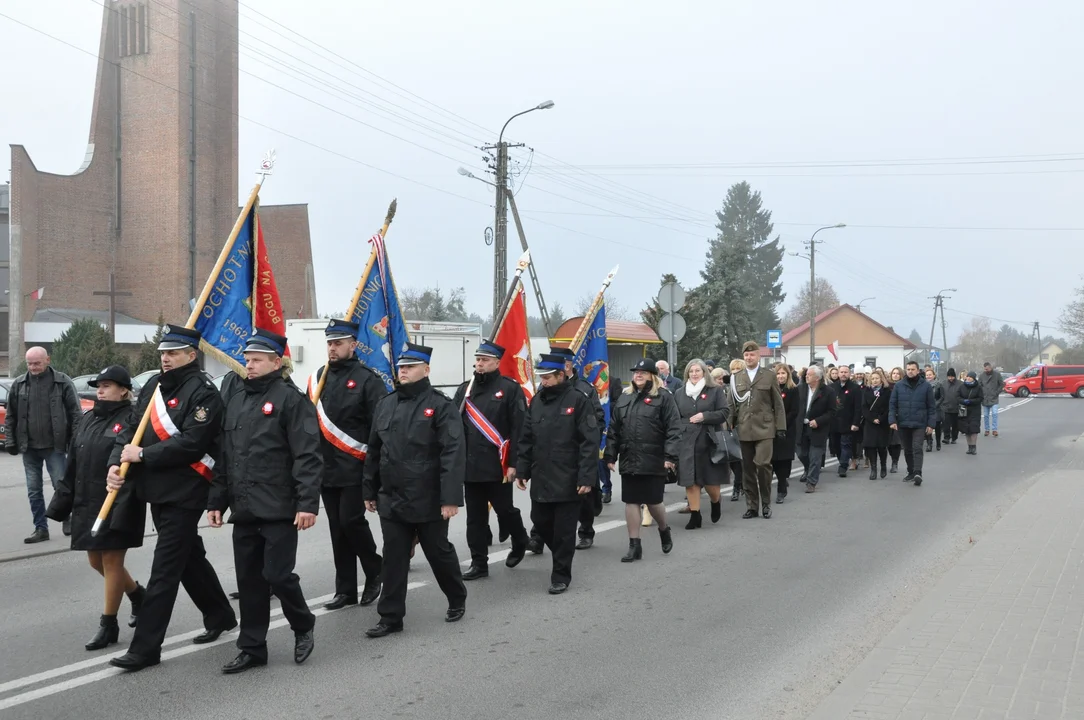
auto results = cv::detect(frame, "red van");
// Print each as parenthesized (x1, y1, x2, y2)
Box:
(1003, 365, 1084, 398)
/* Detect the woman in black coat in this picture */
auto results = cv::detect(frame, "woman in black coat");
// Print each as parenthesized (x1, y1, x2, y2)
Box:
(605, 359, 682, 562)
(771, 363, 799, 503)
(886, 367, 905, 472)
(47, 366, 146, 651)
(861, 369, 892, 479)
(673, 359, 730, 528)
(957, 371, 984, 455)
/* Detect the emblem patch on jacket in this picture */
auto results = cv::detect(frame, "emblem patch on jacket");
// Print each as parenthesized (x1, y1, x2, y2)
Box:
(564, 407, 575, 415)
(701, 394, 707, 399)
(495, 390, 504, 398)
(112, 423, 123, 433)
(193, 407, 208, 422)
(262, 402, 274, 415)
(424, 408, 435, 417)
(167, 397, 179, 409)
(644, 398, 652, 404)
(346, 379, 357, 389)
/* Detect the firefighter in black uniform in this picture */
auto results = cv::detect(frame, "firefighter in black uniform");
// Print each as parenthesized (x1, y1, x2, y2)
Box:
(537, 346, 604, 551)
(515, 353, 599, 594)
(309, 319, 386, 609)
(362, 343, 467, 637)
(452, 341, 529, 580)
(107, 325, 236, 672)
(207, 329, 321, 673)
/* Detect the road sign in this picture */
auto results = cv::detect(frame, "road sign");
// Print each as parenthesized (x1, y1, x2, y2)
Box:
(766, 329, 782, 349)
(658, 313, 687, 344)
(657, 282, 685, 313)
(930, 350, 941, 362)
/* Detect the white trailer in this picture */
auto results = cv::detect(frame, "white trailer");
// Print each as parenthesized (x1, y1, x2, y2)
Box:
(283, 319, 481, 394)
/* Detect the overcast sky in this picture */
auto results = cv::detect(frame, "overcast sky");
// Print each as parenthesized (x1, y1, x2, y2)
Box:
(3, 0, 1082, 345)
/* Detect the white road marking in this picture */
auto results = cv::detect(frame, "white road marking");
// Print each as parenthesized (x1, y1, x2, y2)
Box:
(0, 581, 427, 707)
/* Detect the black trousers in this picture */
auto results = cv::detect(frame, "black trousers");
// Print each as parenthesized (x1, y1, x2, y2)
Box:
(531, 501, 580, 586)
(128, 505, 235, 660)
(865, 446, 888, 469)
(943, 414, 959, 442)
(465, 481, 527, 566)
(233, 521, 314, 661)
(377, 516, 466, 624)
(900, 427, 927, 475)
(322, 486, 382, 597)
(772, 459, 792, 496)
(530, 489, 597, 544)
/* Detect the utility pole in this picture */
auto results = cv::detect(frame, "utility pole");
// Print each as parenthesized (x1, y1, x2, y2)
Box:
(927, 288, 955, 367)
(804, 223, 846, 365)
(482, 101, 554, 320)
(939, 299, 950, 365)
(1029, 321, 1041, 364)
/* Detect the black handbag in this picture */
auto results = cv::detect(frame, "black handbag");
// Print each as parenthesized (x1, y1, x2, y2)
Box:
(709, 427, 742, 465)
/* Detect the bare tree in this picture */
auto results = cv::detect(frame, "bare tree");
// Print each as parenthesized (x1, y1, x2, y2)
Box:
(781, 278, 841, 331)
(574, 293, 632, 321)
(1060, 279, 1084, 344)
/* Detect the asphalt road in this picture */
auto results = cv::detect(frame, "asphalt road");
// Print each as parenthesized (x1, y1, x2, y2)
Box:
(0, 395, 1080, 720)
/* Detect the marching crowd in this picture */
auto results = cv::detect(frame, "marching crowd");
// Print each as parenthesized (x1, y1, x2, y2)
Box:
(3, 322, 1007, 675)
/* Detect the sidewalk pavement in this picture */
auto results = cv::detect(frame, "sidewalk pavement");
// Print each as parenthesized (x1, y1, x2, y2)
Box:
(806, 436, 1084, 720)
(0, 455, 80, 563)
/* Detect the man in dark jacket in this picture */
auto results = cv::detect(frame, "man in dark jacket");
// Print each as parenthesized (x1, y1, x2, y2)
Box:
(107, 325, 237, 672)
(830, 365, 862, 478)
(889, 360, 937, 486)
(208, 329, 321, 674)
(941, 368, 961, 445)
(6, 346, 83, 543)
(307, 319, 387, 610)
(362, 343, 467, 638)
(795, 366, 836, 491)
(452, 341, 529, 581)
(979, 362, 1002, 437)
(515, 353, 599, 595)
(525, 346, 604, 554)
(655, 360, 682, 393)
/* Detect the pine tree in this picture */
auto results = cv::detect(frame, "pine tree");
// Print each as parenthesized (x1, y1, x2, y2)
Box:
(50, 318, 128, 377)
(134, 313, 166, 374)
(713, 182, 785, 334)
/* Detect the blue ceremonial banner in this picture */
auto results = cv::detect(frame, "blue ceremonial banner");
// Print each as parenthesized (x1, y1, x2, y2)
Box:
(573, 301, 610, 450)
(194, 206, 258, 372)
(349, 233, 410, 391)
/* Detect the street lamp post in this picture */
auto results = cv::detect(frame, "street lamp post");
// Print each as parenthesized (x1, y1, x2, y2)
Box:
(855, 297, 875, 313)
(489, 101, 554, 320)
(808, 223, 846, 365)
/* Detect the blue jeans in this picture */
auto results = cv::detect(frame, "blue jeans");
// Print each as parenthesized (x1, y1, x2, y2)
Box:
(598, 459, 612, 494)
(24, 448, 67, 531)
(983, 404, 999, 432)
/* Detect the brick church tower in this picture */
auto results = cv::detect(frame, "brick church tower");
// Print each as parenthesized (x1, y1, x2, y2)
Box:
(8, 0, 316, 365)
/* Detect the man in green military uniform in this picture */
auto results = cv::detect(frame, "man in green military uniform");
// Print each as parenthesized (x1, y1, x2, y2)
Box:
(730, 340, 787, 519)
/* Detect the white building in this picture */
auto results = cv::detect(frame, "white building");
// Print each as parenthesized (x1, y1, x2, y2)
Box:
(773, 304, 917, 370)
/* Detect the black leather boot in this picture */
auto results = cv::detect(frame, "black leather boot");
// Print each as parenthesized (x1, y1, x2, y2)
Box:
(85, 614, 120, 651)
(127, 583, 146, 628)
(659, 527, 673, 554)
(869, 459, 877, 480)
(684, 509, 702, 530)
(620, 538, 642, 563)
(710, 501, 722, 524)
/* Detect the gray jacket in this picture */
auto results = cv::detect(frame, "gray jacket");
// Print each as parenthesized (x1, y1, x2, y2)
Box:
(978, 370, 1002, 406)
(5, 368, 83, 454)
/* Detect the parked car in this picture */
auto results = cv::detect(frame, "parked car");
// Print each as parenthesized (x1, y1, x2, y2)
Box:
(0, 379, 10, 442)
(1003, 365, 1084, 398)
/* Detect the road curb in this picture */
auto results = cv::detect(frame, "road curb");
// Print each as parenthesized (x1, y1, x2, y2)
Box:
(0, 522, 218, 565)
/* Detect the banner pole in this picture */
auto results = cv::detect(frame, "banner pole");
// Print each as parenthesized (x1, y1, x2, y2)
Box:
(91, 151, 277, 537)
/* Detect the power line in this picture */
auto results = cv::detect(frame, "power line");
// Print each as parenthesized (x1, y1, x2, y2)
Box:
(531, 152, 1084, 170)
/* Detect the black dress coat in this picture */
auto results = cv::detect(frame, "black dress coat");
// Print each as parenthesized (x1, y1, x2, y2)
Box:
(861, 385, 891, 448)
(957, 382, 984, 435)
(794, 382, 835, 449)
(672, 384, 730, 487)
(604, 386, 681, 477)
(47, 400, 145, 551)
(772, 383, 800, 462)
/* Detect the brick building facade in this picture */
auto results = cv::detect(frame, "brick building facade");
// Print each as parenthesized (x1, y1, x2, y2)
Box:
(7, 0, 316, 372)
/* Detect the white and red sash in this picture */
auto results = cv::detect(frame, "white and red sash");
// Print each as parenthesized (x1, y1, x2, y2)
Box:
(464, 398, 510, 471)
(307, 369, 368, 461)
(150, 388, 215, 482)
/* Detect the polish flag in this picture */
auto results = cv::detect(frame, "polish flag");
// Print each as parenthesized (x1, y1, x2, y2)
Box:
(827, 340, 840, 362)
(30, 287, 44, 301)
(493, 280, 535, 401)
